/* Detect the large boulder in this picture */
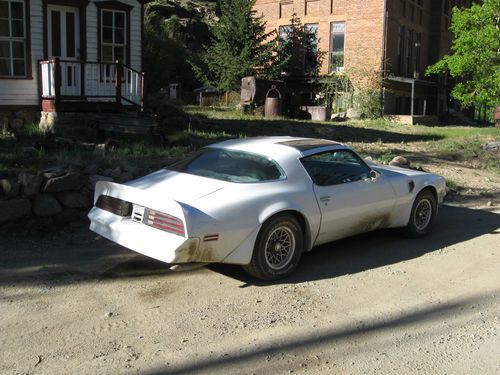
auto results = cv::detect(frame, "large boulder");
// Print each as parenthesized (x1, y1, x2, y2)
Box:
(87, 175, 114, 191)
(0, 179, 20, 198)
(33, 194, 62, 216)
(43, 172, 85, 193)
(0, 199, 31, 222)
(55, 209, 81, 223)
(389, 156, 411, 168)
(56, 191, 89, 208)
(18, 173, 43, 197)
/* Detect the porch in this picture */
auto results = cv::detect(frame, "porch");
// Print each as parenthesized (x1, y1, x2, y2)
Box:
(39, 59, 144, 112)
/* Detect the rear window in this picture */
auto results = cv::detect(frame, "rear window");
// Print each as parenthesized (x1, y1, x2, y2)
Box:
(167, 148, 286, 183)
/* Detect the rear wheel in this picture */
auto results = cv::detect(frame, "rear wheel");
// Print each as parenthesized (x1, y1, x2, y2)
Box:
(243, 214, 303, 281)
(404, 189, 437, 238)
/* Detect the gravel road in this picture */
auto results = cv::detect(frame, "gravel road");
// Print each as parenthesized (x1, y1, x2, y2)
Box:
(1, 203, 499, 374)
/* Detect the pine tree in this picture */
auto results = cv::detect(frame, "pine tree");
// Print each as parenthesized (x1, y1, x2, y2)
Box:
(192, 0, 286, 93)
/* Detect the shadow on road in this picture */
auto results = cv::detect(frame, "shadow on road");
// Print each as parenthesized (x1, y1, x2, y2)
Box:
(209, 204, 499, 286)
(141, 291, 499, 375)
(0, 205, 498, 286)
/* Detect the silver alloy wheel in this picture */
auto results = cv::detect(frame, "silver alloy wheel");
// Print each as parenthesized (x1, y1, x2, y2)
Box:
(264, 226, 296, 271)
(414, 198, 432, 231)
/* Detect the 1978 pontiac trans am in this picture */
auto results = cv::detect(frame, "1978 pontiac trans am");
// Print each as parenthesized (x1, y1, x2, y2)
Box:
(88, 137, 446, 280)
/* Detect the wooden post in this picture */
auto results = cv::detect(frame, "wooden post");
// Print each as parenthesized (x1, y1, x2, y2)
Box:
(54, 57, 61, 109)
(115, 59, 121, 106)
(140, 72, 145, 111)
(225, 91, 229, 106)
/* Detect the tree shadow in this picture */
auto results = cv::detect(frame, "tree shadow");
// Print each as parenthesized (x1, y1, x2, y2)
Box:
(209, 205, 500, 286)
(186, 115, 443, 144)
(141, 291, 498, 375)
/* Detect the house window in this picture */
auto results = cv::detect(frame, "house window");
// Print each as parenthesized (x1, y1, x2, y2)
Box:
(0, 0, 27, 77)
(329, 21, 345, 73)
(101, 9, 126, 63)
(304, 23, 318, 74)
(397, 25, 406, 76)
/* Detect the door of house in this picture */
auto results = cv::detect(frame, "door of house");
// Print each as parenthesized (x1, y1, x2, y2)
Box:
(47, 5, 80, 96)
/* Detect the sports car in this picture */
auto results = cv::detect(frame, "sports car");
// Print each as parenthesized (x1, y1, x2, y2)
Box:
(88, 137, 446, 280)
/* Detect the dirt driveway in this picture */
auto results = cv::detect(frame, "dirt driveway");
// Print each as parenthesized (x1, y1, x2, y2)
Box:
(1, 202, 499, 375)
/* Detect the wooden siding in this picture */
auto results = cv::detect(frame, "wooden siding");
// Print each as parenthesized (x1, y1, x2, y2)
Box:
(0, 0, 142, 107)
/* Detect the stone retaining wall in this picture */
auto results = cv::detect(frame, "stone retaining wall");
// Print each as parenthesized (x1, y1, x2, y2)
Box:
(0, 164, 141, 226)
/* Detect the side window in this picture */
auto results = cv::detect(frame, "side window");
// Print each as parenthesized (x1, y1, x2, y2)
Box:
(301, 150, 371, 186)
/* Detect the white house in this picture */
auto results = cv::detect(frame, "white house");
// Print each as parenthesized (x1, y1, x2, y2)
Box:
(0, 0, 147, 127)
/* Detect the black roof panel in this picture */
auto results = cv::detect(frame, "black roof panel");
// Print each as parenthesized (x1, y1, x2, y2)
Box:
(278, 139, 343, 152)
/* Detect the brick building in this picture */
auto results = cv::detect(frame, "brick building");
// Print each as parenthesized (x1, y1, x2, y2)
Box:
(253, 0, 474, 119)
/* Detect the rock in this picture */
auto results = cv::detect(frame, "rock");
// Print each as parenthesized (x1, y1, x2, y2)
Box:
(21, 146, 39, 156)
(0, 179, 20, 198)
(56, 191, 89, 208)
(87, 175, 114, 190)
(483, 142, 500, 152)
(346, 108, 362, 119)
(0, 199, 31, 222)
(122, 164, 139, 176)
(84, 164, 100, 175)
(111, 167, 122, 179)
(102, 168, 113, 177)
(389, 156, 411, 168)
(42, 166, 66, 179)
(486, 201, 494, 207)
(105, 312, 113, 318)
(117, 172, 134, 183)
(54, 208, 81, 223)
(9, 117, 24, 130)
(18, 173, 43, 197)
(33, 194, 62, 216)
(43, 172, 85, 193)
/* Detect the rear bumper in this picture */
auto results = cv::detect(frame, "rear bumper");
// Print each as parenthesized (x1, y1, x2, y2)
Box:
(89, 207, 201, 263)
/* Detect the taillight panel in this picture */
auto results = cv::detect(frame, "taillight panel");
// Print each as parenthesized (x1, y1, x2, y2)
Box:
(96, 195, 132, 217)
(144, 208, 185, 237)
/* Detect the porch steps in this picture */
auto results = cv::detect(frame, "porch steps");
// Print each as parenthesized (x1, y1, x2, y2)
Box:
(95, 112, 159, 135)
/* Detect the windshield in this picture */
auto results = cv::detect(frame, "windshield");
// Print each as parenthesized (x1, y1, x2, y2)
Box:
(166, 148, 286, 183)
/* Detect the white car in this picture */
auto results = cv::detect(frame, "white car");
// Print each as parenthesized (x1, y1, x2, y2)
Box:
(88, 137, 446, 280)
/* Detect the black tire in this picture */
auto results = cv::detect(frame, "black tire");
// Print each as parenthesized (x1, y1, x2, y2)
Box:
(243, 213, 303, 281)
(404, 189, 437, 238)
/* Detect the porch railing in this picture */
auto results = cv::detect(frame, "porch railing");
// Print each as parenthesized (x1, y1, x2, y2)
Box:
(39, 58, 144, 110)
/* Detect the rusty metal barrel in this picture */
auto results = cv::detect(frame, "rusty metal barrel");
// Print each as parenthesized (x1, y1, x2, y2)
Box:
(264, 86, 282, 118)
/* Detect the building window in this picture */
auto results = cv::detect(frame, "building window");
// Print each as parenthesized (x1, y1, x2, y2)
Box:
(329, 21, 345, 72)
(401, 0, 406, 17)
(278, 25, 292, 41)
(101, 9, 126, 63)
(397, 25, 406, 75)
(407, 29, 413, 77)
(304, 23, 318, 74)
(0, 0, 28, 77)
(414, 32, 421, 78)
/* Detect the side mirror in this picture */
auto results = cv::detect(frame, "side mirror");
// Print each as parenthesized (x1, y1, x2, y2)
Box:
(370, 170, 379, 180)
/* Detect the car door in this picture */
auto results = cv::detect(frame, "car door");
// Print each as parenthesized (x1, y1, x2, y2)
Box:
(301, 149, 396, 245)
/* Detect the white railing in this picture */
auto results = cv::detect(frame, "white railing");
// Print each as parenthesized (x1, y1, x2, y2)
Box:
(40, 60, 56, 97)
(60, 61, 81, 96)
(84, 62, 117, 101)
(122, 66, 143, 106)
(39, 59, 144, 109)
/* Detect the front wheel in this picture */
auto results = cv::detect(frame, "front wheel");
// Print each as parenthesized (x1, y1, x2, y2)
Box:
(404, 189, 437, 238)
(243, 214, 303, 281)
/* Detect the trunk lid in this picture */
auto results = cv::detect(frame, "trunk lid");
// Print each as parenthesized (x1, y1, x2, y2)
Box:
(125, 169, 227, 203)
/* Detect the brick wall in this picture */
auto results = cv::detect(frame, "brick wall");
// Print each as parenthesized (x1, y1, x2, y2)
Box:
(254, 0, 386, 75)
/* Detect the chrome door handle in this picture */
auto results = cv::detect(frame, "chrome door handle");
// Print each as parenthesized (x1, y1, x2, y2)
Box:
(319, 195, 331, 203)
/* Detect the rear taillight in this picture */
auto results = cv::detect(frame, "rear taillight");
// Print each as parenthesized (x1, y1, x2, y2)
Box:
(96, 195, 132, 217)
(144, 208, 185, 237)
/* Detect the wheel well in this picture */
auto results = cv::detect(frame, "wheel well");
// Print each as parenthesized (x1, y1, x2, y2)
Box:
(265, 210, 311, 252)
(419, 185, 438, 203)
